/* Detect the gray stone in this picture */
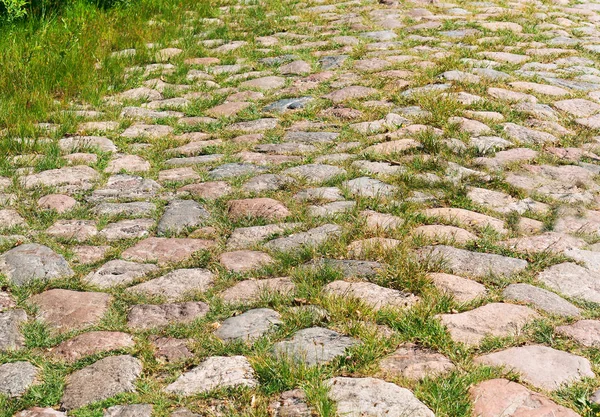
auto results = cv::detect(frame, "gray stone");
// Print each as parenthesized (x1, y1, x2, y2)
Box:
(51, 331, 135, 362)
(327, 377, 434, 417)
(476, 345, 594, 391)
(103, 404, 152, 417)
(93, 202, 156, 217)
(379, 344, 455, 380)
(323, 281, 418, 310)
(84, 260, 158, 288)
(538, 263, 600, 304)
(127, 301, 210, 330)
(269, 389, 312, 417)
(215, 308, 282, 341)
(0, 309, 27, 351)
(264, 97, 313, 112)
(308, 201, 355, 217)
(319, 55, 348, 69)
(273, 327, 361, 365)
(126, 268, 214, 301)
(503, 283, 581, 317)
(346, 177, 397, 198)
(265, 224, 342, 252)
(283, 131, 339, 144)
(164, 356, 258, 395)
(220, 277, 295, 304)
(227, 223, 300, 250)
(99, 219, 154, 241)
(282, 164, 346, 183)
(22, 165, 99, 193)
(90, 174, 161, 202)
(13, 408, 67, 417)
(0, 244, 73, 286)
(242, 174, 295, 192)
(0, 361, 38, 397)
(61, 355, 142, 410)
(209, 163, 267, 180)
(418, 245, 528, 278)
(305, 258, 382, 278)
(157, 199, 210, 235)
(294, 187, 344, 202)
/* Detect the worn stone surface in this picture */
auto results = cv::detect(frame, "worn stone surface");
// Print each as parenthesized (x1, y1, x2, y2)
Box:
(122, 237, 215, 264)
(476, 345, 594, 391)
(268, 389, 312, 417)
(157, 199, 210, 235)
(273, 327, 361, 365)
(379, 344, 455, 380)
(556, 320, 600, 347)
(220, 277, 295, 303)
(51, 331, 135, 362)
(0, 244, 74, 286)
(164, 356, 258, 395)
(61, 355, 142, 410)
(323, 280, 417, 310)
(103, 404, 153, 417)
(0, 361, 38, 397)
(438, 303, 539, 346)
(85, 259, 158, 288)
(215, 308, 282, 341)
(126, 268, 214, 301)
(0, 309, 27, 351)
(219, 250, 274, 273)
(428, 273, 487, 303)
(127, 301, 209, 330)
(503, 283, 581, 318)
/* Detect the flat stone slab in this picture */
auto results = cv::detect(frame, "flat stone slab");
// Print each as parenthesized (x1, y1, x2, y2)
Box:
(90, 174, 161, 201)
(0, 243, 74, 286)
(265, 224, 342, 252)
(419, 245, 528, 278)
(0, 361, 38, 397)
(61, 355, 142, 410)
(346, 177, 397, 198)
(470, 378, 581, 417)
(103, 404, 153, 417)
(157, 199, 210, 235)
(305, 258, 383, 278)
(29, 289, 112, 334)
(122, 237, 215, 264)
(127, 301, 209, 330)
(14, 408, 67, 417)
(228, 198, 290, 221)
(164, 356, 258, 395)
(100, 219, 154, 241)
(428, 273, 487, 303)
(323, 280, 418, 310)
(503, 283, 581, 318)
(438, 303, 539, 346)
(151, 336, 193, 362)
(226, 223, 299, 250)
(220, 277, 295, 303)
(273, 327, 361, 365)
(282, 164, 346, 183)
(423, 207, 507, 234)
(538, 262, 600, 303)
(126, 268, 214, 301)
(209, 163, 267, 180)
(501, 232, 585, 254)
(51, 331, 135, 362)
(556, 320, 600, 347)
(327, 377, 435, 417)
(219, 250, 274, 272)
(476, 345, 594, 391)
(84, 260, 158, 288)
(214, 308, 282, 341)
(22, 165, 99, 192)
(379, 343, 455, 380)
(0, 309, 27, 351)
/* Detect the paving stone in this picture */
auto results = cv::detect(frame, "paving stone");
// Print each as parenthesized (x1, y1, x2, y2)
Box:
(268, 389, 312, 417)
(0, 291, 15, 311)
(413, 225, 477, 244)
(151, 336, 193, 362)
(538, 262, 600, 303)
(326, 377, 434, 417)
(127, 301, 209, 330)
(346, 177, 397, 198)
(323, 86, 378, 103)
(84, 260, 157, 288)
(419, 245, 528, 278)
(0, 244, 73, 286)
(103, 404, 153, 417)
(99, 219, 153, 240)
(438, 303, 539, 346)
(90, 174, 161, 201)
(29, 289, 112, 334)
(164, 356, 258, 395)
(37, 194, 77, 213)
(178, 181, 232, 199)
(157, 199, 209, 235)
(220, 277, 295, 304)
(282, 164, 346, 183)
(0, 309, 27, 351)
(13, 408, 67, 417)
(503, 283, 581, 318)
(347, 237, 401, 257)
(242, 174, 295, 192)
(265, 224, 342, 252)
(93, 201, 156, 217)
(554, 98, 600, 117)
(423, 207, 507, 234)
(46, 220, 97, 242)
(122, 237, 215, 264)
(379, 343, 455, 380)
(227, 223, 300, 250)
(556, 320, 600, 347)
(294, 187, 344, 202)
(209, 163, 267, 179)
(476, 345, 594, 391)
(323, 280, 417, 310)
(228, 198, 290, 221)
(126, 268, 214, 301)
(264, 97, 313, 112)
(215, 308, 282, 341)
(428, 272, 487, 303)
(105, 154, 150, 173)
(61, 355, 142, 410)
(219, 250, 274, 272)
(308, 200, 355, 217)
(470, 378, 581, 417)
(273, 327, 361, 365)
(206, 101, 251, 117)
(501, 232, 585, 254)
(241, 76, 285, 90)
(51, 331, 135, 362)
(159, 167, 201, 183)
(22, 165, 99, 192)
(0, 361, 38, 398)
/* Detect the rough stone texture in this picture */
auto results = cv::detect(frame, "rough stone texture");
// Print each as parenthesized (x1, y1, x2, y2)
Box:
(556, 320, 600, 347)
(127, 301, 209, 330)
(37, 194, 77, 213)
(122, 237, 215, 264)
(327, 377, 435, 417)
(164, 356, 258, 395)
(157, 199, 210, 235)
(51, 331, 135, 362)
(428, 273, 487, 303)
(29, 289, 112, 334)
(220, 277, 295, 303)
(13, 408, 67, 417)
(151, 336, 193, 362)
(273, 327, 361, 365)
(265, 224, 342, 252)
(219, 250, 274, 272)
(0, 361, 38, 397)
(61, 355, 141, 411)
(0, 309, 27, 351)
(503, 283, 581, 318)
(438, 303, 539, 346)
(215, 308, 282, 341)
(84, 259, 158, 288)
(228, 198, 290, 221)
(323, 280, 418, 310)
(538, 262, 600, 303)
(268, 389, 312, 417)
(126, 268, 214, 301)
(418, 245, 528, 278)
(103, 404, 153, 417)
(470, 378, 581, 417)
(476, 345, 594, 391)
(0, 244, 74, 286)
(379, 344, 455, 380)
